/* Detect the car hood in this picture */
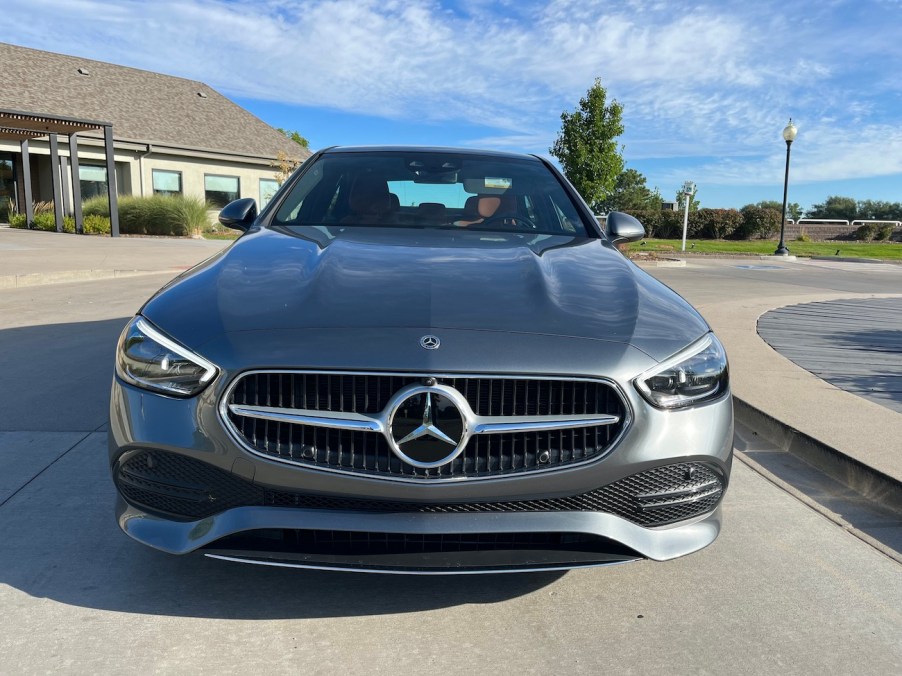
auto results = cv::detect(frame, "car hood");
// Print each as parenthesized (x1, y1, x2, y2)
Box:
(141, 226, 708, 362)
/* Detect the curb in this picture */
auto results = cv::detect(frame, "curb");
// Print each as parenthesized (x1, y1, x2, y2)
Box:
(809, 256, 896, 264)
(733, 397, 902, 514)
(630, 257, 687, 267)
(0, 268, 181, 289)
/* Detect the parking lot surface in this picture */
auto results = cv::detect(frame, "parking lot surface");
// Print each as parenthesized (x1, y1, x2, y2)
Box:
(1, 269, 899, 674)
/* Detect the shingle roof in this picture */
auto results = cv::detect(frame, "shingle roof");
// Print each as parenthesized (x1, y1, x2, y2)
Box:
(0, 42, 310, 160)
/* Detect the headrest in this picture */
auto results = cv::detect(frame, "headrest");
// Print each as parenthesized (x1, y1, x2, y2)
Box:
(349, 175, 390, 214)
(416, 202, 446, 219)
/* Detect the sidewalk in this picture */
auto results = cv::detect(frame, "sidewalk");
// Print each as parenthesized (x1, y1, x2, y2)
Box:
(640, 256, 902, 506)
(0, 227, 229, 288)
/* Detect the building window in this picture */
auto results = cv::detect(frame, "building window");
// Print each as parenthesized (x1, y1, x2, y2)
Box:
(152, 169, 182, 196)
(204, 174, 239, 208)
(79, 164, 108, 200)
(260, 178, 279, 208)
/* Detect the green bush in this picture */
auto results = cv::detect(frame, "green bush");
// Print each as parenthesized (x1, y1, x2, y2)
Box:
(116, 194, 209, 236)
(83, 214, 111, 235)
(81, 196, 110, 218)
(31, 213, 75, 232)
(855, 223, 877, 242)
(738, 205, 781, 239)
(875, 224, 895, 241)
(7, 195, 208, 237)
(622, 209, 683, 239)
(689, 208, 742, 239)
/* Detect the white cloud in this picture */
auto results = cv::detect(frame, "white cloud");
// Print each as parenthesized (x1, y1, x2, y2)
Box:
(2, 0, 901, 187)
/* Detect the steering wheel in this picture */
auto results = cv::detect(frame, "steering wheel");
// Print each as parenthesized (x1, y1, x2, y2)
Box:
(476, 215, 539, 230)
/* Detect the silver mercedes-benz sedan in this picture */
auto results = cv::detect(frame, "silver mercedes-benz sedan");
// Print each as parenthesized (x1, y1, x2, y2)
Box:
(109, 146, 733, 573)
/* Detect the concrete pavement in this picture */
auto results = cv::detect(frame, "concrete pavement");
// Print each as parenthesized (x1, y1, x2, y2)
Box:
(0, 227, 229, 288)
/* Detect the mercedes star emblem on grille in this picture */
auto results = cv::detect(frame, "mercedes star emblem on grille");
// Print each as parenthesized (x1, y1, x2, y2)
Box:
(388, 387, 465, 468)
(419, 335, 441, 350)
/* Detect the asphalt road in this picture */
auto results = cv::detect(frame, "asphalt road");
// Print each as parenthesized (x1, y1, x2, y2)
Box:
(1, 273, 900, 675)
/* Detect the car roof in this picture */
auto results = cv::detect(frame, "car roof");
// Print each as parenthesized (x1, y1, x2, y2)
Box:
(321, 145, 542, 162)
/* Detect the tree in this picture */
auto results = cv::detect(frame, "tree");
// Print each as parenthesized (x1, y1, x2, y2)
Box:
(273, 150, 302, 185)
(806, 195, 858, 221)
(550, 78, 624, 210)
(599, 168, 662, 213)
(754, 199, 801, 221)
(856, 199, 902, 221)
(276, 127, 310, 149)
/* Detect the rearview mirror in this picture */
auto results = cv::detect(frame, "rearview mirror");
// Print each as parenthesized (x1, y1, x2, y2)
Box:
(218, 198, 258, 231)
(606, 211, 645, 243)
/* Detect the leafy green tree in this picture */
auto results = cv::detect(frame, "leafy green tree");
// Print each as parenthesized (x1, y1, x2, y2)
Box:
(550, 78, 624, 209)
(599, 168, 661, 212)
(856, 199, 902, 221)
(276, 127, 310, 149)
(754, 199, 801, 221)
(806, 195, 858, 221)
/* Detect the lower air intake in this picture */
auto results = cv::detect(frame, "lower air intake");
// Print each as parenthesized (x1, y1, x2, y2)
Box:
(116, 450, 725, 527)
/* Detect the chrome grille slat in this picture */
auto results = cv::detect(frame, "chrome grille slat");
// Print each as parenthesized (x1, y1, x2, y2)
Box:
(222, 371, 629, 481)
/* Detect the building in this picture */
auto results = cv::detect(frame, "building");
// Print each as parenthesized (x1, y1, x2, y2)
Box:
(0, 42, 311, 234)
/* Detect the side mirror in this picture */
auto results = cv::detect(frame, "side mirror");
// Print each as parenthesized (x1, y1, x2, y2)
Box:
(218, 198, 257, 231)
(605, 211, 645, 243)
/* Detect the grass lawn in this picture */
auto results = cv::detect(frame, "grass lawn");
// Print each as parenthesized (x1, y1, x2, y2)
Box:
(627, 239, 902, 261)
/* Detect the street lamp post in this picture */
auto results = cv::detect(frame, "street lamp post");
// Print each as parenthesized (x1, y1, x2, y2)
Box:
(775, 118, 798, 256)
(680, 180, 695, 252)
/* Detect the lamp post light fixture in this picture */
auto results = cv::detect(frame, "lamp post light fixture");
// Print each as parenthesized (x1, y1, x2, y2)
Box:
(775, 118, 798, 256)
(680, 180, 696, 252)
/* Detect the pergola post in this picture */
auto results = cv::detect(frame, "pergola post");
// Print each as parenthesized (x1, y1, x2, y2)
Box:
(68, 132, 83, 234)
(60, 155, 71, 217)
(20, 139, 34, 227)
(48, 133, 64, 232)
(103, 125, 119, 237)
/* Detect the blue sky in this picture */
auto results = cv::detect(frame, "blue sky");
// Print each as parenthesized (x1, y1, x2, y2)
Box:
(3, 0, 901, 210)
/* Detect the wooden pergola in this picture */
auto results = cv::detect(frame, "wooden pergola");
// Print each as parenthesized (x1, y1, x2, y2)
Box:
(0, 108, 120, 235)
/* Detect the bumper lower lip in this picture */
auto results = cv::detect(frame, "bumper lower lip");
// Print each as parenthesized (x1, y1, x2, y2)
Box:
(117, 496, 722, 570)
(202, 554, 638, 575)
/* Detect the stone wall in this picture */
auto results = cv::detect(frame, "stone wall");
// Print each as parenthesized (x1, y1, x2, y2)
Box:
(784, 222, 902, 241)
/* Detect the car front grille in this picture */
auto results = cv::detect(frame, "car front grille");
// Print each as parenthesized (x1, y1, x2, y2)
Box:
(115, 449, 724, 527)
(221, 372, 629, 480)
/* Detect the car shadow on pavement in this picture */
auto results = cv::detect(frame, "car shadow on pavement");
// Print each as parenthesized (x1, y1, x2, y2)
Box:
(0, 318, 567, 619)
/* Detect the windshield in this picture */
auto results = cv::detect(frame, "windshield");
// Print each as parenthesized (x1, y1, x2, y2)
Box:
(272, 151, 591, 236)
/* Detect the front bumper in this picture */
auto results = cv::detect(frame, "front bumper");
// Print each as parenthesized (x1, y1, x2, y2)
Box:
(116, 495, 723, 572)
(109, 334, 734, 572)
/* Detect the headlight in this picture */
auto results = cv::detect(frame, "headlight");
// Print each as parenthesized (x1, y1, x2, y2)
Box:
(634, 333, 728, 409)
(116, 317, 218, 397)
